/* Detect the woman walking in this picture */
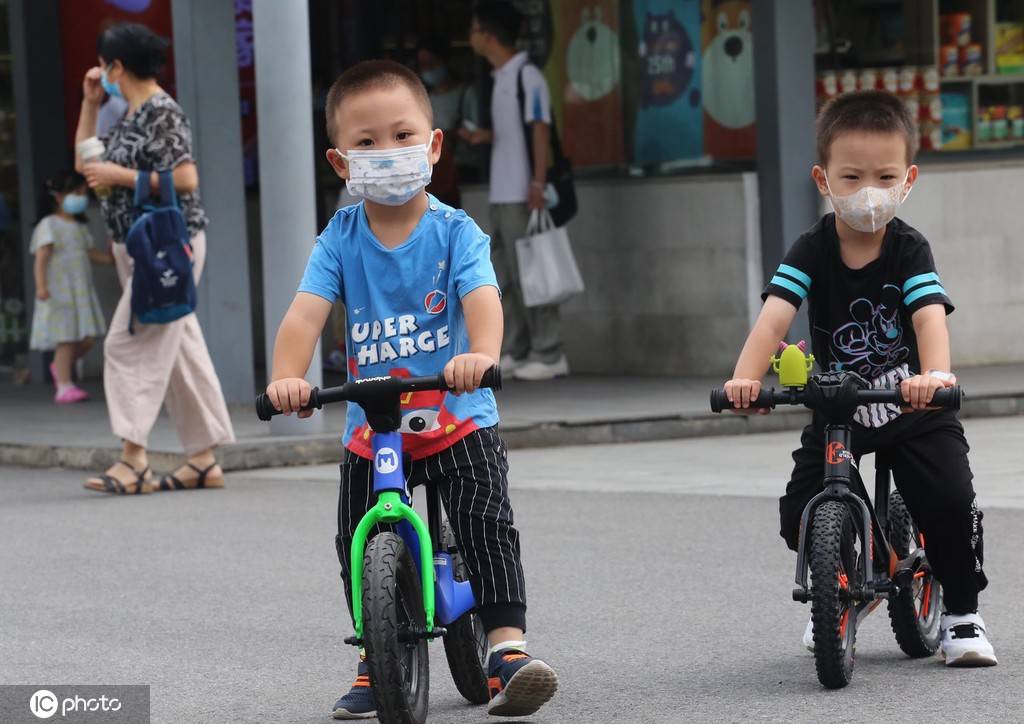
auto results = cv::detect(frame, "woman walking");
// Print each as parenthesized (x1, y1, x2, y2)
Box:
(76, 22, 234, 495)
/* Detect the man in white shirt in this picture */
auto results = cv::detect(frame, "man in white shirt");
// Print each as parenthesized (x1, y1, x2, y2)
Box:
(462, 1, 569, 381)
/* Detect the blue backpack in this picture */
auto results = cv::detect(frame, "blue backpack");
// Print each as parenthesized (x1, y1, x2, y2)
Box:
(124, 170, 196, 332)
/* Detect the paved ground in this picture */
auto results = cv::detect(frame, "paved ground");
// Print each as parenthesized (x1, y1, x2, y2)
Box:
(2, 416, 1022, 722)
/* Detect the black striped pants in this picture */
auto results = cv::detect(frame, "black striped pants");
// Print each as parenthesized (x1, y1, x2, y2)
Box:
(335, 426, 528, 632)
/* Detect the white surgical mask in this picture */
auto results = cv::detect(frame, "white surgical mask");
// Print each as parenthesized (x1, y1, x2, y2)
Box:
(824, 171, 912, 233)
(338, 144, 432, 206)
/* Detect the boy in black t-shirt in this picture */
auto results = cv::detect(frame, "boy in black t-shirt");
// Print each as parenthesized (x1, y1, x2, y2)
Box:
(725, 90, 995, 666)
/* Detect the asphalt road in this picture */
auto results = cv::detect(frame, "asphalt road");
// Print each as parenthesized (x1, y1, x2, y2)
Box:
(2, 416, 1022, 723)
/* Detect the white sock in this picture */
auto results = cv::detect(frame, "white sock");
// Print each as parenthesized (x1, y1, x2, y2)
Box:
(56, 383, 73, 395)
(487, 639, 527, 662)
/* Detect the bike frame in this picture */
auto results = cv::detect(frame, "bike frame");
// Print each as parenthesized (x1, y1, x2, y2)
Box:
(792, 425, 928, 625)
(348, 430, 476, 640)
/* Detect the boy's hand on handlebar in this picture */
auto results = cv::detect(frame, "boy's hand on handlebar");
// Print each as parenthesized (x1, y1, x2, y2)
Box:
(444, 353, 495, 395)
(266, 377, 315, 417)
(901, 372, 956, 410)
(724, 378, 769, 415)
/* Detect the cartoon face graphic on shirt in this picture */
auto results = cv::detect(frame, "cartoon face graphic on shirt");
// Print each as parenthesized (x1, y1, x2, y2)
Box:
(350, 367, 475, 445)
(828, 284, 909, 379)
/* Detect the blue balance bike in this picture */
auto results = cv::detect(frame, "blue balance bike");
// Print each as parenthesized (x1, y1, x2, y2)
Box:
(257, 367, 501, 723)
(711, 345, 961, 688)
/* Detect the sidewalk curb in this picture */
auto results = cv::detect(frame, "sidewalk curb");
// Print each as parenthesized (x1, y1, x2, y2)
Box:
(2, 394, 1021, 472)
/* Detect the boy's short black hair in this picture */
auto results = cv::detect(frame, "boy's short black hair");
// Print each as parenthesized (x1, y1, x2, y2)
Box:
(816, 90, 919, 166)
(325, 60, 433, 146)
(97, 22, 169, 80)
(473, 1, 523, 48)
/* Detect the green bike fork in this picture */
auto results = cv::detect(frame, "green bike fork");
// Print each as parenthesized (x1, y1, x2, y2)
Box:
(349, 491, 436, 639)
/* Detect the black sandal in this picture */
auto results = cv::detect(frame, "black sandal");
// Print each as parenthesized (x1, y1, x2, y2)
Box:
(157, 462, 225, 491)
(85, 460, 152, 495)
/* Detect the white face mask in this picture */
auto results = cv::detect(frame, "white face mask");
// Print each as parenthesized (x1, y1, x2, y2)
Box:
(338, 144, 433, 206)
(824, 171, 912, 233)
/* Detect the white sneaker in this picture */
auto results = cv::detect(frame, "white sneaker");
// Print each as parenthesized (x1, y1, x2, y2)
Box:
(512, 355, 570, 382)
(940, 612, 998, 667)
(802, 616, 814, 652)
(500, 354, 526, 374)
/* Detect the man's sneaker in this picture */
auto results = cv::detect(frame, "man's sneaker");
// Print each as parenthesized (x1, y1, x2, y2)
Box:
(802, 616, 814, 652)
(331, 655, 376, 719)
(512, 355, 569, 382)
(940, 612, 998, 667)
(486, 647, 558, 717)
(500, 354, 526, 374)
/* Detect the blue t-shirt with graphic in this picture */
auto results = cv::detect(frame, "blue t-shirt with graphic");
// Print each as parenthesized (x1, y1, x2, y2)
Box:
(298, 195, 500, 460)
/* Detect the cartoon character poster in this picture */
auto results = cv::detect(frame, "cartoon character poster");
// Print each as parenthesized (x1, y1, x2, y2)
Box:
(631, 0, 703, 164)
(559, 1, 624, 167)
(701, 0, 756, 159)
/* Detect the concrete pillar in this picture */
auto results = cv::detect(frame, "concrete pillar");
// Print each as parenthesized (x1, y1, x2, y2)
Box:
(8, 0, 66, 380)
(752, 0, 818, 337)
(252, 0, 323, 434)
(171, 0, 255, 404)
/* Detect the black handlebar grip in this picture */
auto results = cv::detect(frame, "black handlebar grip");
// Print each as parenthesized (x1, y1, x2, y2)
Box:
(711, 388, 775, 413)
(929, 386, 962, 411)
(255, 387, 323, 421)
(255, 393, 278, 421)
(480, 365, 502, 391)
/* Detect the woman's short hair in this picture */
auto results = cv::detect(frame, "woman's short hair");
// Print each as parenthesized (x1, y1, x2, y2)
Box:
(98, 22, 170, 80)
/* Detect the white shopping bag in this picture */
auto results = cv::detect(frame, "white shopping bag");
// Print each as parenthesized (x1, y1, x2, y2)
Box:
(514, 210, 584, 307)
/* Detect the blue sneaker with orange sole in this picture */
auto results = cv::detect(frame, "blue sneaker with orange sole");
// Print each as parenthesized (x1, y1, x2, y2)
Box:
(331, 654, 376, 720)
(486, 647, 558, 717)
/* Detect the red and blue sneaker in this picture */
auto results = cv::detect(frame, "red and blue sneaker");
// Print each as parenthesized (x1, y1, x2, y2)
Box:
(486, 646, 558, 717)
(331, 654, 376, 720)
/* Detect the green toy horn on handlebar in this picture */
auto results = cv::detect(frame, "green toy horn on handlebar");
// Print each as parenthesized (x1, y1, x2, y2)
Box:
(771, 340, 815, 389)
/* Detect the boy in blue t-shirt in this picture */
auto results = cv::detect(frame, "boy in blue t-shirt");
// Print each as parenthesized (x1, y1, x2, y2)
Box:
(266, 60, 558, 718)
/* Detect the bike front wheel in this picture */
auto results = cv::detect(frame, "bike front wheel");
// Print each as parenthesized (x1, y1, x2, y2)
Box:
(362, 532, 429, 724)
(887, 491, 942, 657)
(809, 501, 860, 689)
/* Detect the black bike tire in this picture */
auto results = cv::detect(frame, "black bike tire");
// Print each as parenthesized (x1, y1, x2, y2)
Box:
(362, 532, 430, 724)
(810, 501, 858, 689)
(440, 522, 490, 704)
(886, 491, 942, 657)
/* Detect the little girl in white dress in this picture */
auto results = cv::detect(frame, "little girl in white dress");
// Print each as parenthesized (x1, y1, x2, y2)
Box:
(29, 171, 111, 403)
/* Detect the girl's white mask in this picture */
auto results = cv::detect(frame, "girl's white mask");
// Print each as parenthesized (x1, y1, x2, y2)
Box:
(338, 143, 433, 206)
(824, 171, 912, 233)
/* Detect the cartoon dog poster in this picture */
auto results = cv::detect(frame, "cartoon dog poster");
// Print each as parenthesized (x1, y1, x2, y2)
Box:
(631, 0, 704, 164)
(701, 0, 757, 159)
(559, 0, 625, 167)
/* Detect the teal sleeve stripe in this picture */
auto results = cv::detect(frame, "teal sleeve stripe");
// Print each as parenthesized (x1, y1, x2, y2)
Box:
(769, 275, 809, 299)
(777, 264, 812, 289)
(903, 272, 940, 294)
(904, 283, 948, 306)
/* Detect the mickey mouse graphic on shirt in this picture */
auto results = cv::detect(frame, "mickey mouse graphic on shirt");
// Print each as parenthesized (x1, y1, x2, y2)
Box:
(828, 284, 910, 379)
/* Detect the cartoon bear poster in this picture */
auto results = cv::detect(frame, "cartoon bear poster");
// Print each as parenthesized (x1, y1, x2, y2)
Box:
(701, 0, 757, 159)
(559, 0, 625, 167)
(631, 0, 704, 165)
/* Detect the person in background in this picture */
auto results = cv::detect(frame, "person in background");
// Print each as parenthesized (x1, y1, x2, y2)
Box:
(75, 22, 235, 495)
(417, 34, 482, 207)
(29, 171, 111, 404)
(463, 1, 569, 381)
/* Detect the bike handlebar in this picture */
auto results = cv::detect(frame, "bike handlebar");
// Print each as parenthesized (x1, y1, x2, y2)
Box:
(709, 384, 962, 414)
(255, 366, 502, 421)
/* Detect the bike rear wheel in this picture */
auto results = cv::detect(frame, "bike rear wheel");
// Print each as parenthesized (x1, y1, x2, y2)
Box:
(362, 532, 429, 724)
(887, 491, 942, 657)
(810, 501, 860, 689)
(440, 521, 490, 704)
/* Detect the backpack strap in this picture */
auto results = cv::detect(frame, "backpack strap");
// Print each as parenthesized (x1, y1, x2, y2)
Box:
(132, 170, 179, 209)
(516, 64, 567, 175)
